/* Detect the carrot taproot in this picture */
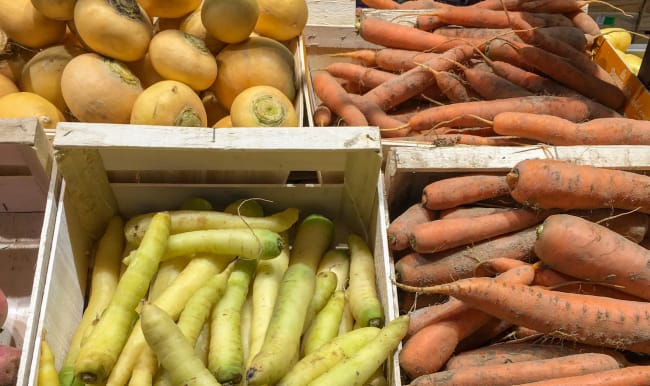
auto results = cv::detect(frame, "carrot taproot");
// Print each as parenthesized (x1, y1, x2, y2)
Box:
(325, 62, 394, 90)
(358, 17, 483, 53)
(473, 257, 528, 277)
(492, 112, 650, 145)
(407, 95, 619, 132)
(535, 213, 650, 301)
(416, 7, 574, 30)
(410, 207, 547, 253)
(514, 365, 650, 386)
(312, 72, 368, 126)
(565, 9, 601, 36)
(477, 59, 580, 96)
(454, 58, 537, 100)
(422, 174, 510, 211)
(329, 49, 377, 67)
(446, 342, 629, 371)
(388, 202, 437, 251)
(347, 94, 410, 135)
(395, 276, 650, 354)
(395, 226, 538, 287)
(362, 44, 474, 112)
(537, 26, 590, 51)
(374, 48, 439, 72)
(506, 158, 650, 214)
(400, 264, 536, 378)
(473, 0, 584, 13)
(568, 208, 649, 243)
(402, 133, 530, 145)
(313, 103, 332, 127)
(439, 206, 513, 220)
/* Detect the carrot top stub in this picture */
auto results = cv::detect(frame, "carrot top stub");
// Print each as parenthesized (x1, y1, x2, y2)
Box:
(506, 159, 650, 214)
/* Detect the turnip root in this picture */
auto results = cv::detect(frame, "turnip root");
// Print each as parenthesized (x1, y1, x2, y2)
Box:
(0, 345, 20, 386)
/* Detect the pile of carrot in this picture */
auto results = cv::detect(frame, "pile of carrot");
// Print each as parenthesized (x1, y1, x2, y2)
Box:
(388, 157, 650, 385)
(311, 0, 650, 145)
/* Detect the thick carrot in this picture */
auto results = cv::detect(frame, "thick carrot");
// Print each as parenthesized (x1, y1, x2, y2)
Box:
(506, 158, 650, 214)
(473, 257, 528, 277)
(565, 9, 601, 36)
(484, 60, 579, 96)
(395, 226, 537, 287)
(439, 206, 513, 220)
(395, 276, 650, 354)
(358, 17, 484, 53)
(446, 342, 629, 371)
(348, 94, 410, 135)
(400, 264, 536, 378)
(450, 59, 535, 100)
(325, 62, 394, 90)
(535, 214, 650, 301)
(492, 112, 650, 145)
(329, 49, 377, 67)
(409, 208, 547, 253)
(536, 26, 589, 52)
(388, 202, 437, 251)
(375, 48, 439, 72)
(514, 365, 650, 386)
(407, 95, 620, 132)
(429, 26, 522, 42)
(422, 174, 510, 211)
(417, 7, 574, 30)
(312, 72, 368, 126)
(363, 44, 474, 112)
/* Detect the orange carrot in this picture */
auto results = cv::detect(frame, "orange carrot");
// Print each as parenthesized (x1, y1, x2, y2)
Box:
(395, 276, 650, 354)
(446, 342, 629, 371)
(506, 158, 650, 214)
(313, 103, 332, 127)
(347, 94, 410, 135)
(395, 0, 446, 9)
(569, 208, 649, 243)
(535, 214, 650, 301)
(375, 48, 439, 72)
(565, 9, 601, 36)
(312, 72, 368, 126)
(325, 62, 395, 90)
(439, 206, 513, 220)
(492, 112, 650, 145)
(359, 0, 398, 9)
(449, 59, 534, 100)
(515, 366, 650, 386)
(484, 38, 535, 71)
(358, 17, 484, 53)
(409, 208, 547, 253)
(429, 26, 522, 41)
(473, 0, 584, 13)
(401, 133, 530, 145)
(422, 174, 511, 211)
(363, 44, 474, 112)
(329, 49, 377, 67)
(473, 257, 528, 277)
(388, 202, 437, 251)
(400, 264, 535, 378)
(395, 226, 538, 287)
(431, 126, 499, 136)
(416, 7, 574, 30)
(407, 95, 620, 132)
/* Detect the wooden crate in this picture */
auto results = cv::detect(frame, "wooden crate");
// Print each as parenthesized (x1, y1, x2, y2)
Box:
(0, 118, 60, 386)
(26, 124, 401, 386)
(382, 144, 650, 385)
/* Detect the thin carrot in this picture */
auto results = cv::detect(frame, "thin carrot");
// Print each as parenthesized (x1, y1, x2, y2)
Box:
(565, 9, 601, 36)
(410, 207, 547, 253)
(473, 0, 584, 13)
(478, 60, 580, 97)
(414, 62, 472, 103)
(329, 49, 377, 67)
(492, 112, 650, 145)
(395, 226, 538, 287)
(448, 59, 534, 100)
(312, 72, 368, 126)
(325, 62, 395, 90)
(422, 174, 510, 211)
(506, 158, 650, 214)
(358, 17, 484, 53)
(429, 26, 522, 42)
(416, 7, 573, 30)
(375, 48, 439, 72)
(395, 276, 650, 354)
(514, 365, 650, 386)
(363, 44, 474, 112)
(400, 264, 536, 378)
(446, 342, 629, 371)
(535, 214, 650, 301)
(401, 133, 530, 145)
(359, 0, 398, 9)
(407, 95, 620, 132)
(348, 94, 410, 135)
(387, 202, 437, 251)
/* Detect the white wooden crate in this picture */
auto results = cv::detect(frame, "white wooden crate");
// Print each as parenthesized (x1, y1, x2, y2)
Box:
(0, 118, 60, 386)
(27, 124, 401, 386)
(383, 144, 650, 385)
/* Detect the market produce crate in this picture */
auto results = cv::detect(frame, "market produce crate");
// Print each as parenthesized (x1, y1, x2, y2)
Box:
(25, 123, 401, 385)
(0, 118, 60, 386)
(383, 144, 650, 385)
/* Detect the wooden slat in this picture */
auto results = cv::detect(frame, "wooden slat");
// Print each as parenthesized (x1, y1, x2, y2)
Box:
(307, 0, 356, 26)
